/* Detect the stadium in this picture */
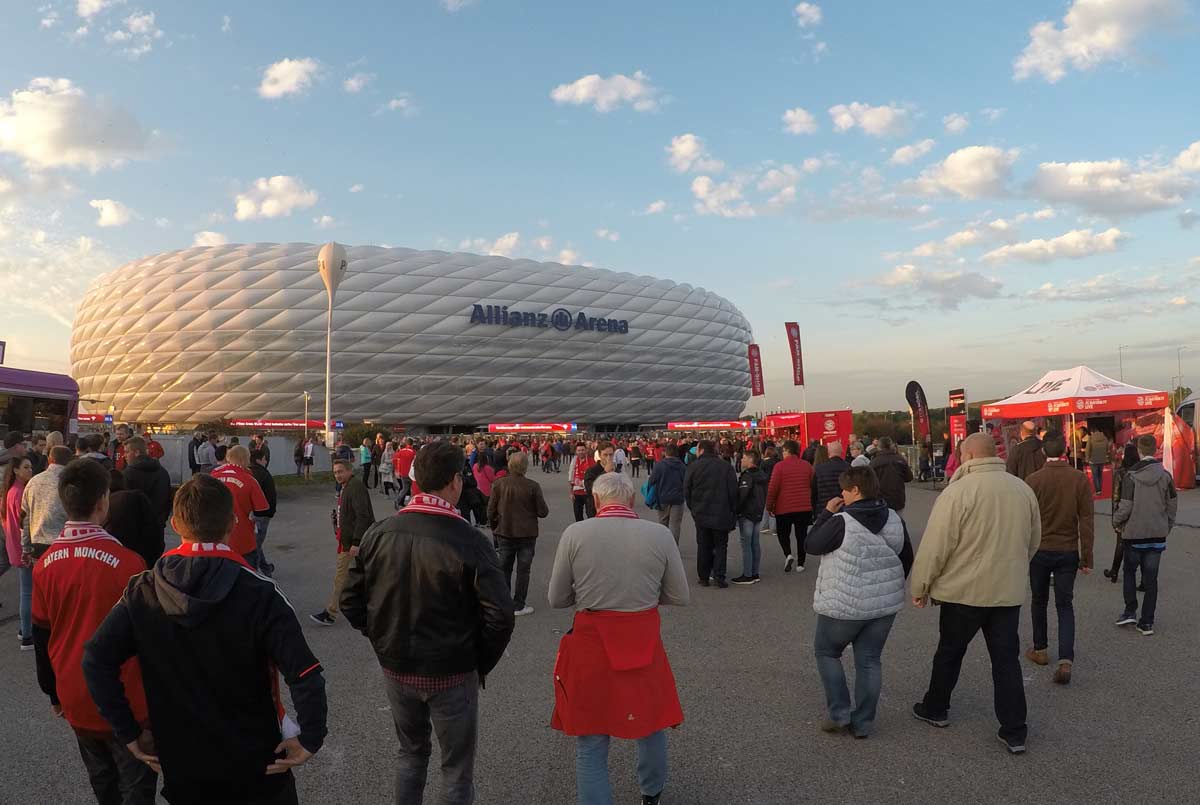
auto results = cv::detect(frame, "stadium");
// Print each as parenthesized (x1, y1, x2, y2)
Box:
(69, 243, 754, 431)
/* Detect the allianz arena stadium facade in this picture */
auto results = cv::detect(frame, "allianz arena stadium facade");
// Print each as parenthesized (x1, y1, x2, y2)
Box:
(70, 243, 754, 429)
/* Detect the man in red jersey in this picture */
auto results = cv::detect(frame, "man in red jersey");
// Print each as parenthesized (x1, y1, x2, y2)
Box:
(211, 445, 270, 567)
(393, 438, 417, 506)
(32, 458, 155, 804)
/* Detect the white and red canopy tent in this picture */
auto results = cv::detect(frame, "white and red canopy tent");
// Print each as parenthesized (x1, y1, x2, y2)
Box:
(981, 366, 1169, 420)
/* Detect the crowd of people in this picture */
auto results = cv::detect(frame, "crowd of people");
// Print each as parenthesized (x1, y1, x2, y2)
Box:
(0, 418, 1182, 804)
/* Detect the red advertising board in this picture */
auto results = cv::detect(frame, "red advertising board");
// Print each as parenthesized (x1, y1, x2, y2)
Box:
(666, 421, 752, 431)
(949, 414, 968, 448)
(760, 410, 853, 448)
(784, 322, 805, 386)
(228, 419, 326, 429)
(748, 344, 764, 397)
(487, 423, 578, 433)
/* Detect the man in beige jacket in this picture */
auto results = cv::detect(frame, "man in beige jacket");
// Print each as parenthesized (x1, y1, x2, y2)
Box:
(909, 433, 1042, 755)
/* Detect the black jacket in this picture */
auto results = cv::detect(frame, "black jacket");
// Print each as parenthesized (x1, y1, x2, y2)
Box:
(106, 490, 165, 567)
(583, 463, 607, 516)
(250, 463, 278, 518)
(870, 452, 913, 512)
(806, 498, 914, 576)
(123, 455, 172, 529)
(761, 455, 780, 483)
(684, 452, 738, 531)
(812, 457, 851, 512)
(83, 553, 327, 803)
(648, 457, 686, 506)
(736, 466, 768, 521)
(337, 475, 375, 549)
(340, 509, 515, 679)
(187, 437, 202, 472)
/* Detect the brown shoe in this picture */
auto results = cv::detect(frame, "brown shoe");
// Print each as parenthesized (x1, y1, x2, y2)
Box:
(819, 719, 849, 734)
(1053, 661, 1072, 685)
(1025, 648, 1048, 666)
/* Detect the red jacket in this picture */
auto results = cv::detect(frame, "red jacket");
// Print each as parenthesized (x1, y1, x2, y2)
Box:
(767, 455, 815, 514)
(551, 608, 682, 739)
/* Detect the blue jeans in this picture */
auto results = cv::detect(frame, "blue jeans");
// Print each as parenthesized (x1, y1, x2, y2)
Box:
(18, 564, 33, 640)
(252, 515, 272, 572)
(576, 730, 667, 805)
(1029, 550, 1078, 661)
(1090, 463, 1105, 494)
(1123, 546, 1162, 625)
(813, 613, 896, 736)
(737, 517, 761, 577)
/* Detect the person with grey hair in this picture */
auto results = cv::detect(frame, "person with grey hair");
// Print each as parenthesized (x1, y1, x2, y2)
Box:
(849, 442, 869, 468)
(488, 450, 549, 616)
(548, 469, 689, 805)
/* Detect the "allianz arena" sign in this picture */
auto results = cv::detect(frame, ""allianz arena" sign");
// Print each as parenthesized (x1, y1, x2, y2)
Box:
(469, 303, 631, 334)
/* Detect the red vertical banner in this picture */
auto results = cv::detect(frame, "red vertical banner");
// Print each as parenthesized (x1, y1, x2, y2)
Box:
(949, 415, 968, 448)
(785, 322, 804, 386)
(747, 344, 764, 396)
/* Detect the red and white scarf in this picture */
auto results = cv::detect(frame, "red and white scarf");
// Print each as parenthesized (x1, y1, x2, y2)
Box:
(163, 541, 253, 569)
(57, 521, 122, 546)
(401, 493, 467, 521)
(571, 457, 594, 494)
(596, 504, 639, 519)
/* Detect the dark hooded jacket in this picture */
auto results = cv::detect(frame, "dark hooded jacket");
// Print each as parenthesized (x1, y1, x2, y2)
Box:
(82, 550, 327, 803)
(870, 451, 913, 512)
(123, 455, 172, 529)
(806, 498, 915, 576)
(736, 465, 768, 521)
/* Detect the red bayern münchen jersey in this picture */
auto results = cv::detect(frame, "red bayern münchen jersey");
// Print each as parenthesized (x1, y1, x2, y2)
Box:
(32, 523, 149, 734)
(211, 464, 269, 555)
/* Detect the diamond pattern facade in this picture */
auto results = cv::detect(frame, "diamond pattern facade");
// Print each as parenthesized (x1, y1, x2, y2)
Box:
(70, 243, 753, 426)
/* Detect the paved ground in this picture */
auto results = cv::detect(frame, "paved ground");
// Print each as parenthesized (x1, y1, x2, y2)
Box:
(3, 477, 1199, 804)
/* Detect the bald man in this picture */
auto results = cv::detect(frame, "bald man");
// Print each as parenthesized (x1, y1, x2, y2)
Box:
(910, 432, 1042, 755)
(1005, 420, 1046, 481)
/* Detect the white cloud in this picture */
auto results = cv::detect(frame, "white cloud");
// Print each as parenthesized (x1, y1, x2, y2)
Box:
(982, 227, 1127, 263)
(534, 236, 553, 251)
(77, 0, 120, 20)
(666, 133, 724, 174)
(221, 15, 231, 33)
(1175, 141, 1200, 172)
(104, 11, 164, 58)
(550, 70, 660, 113)
(374, 95, 417, 116)
(909, 145, 1019, 199)
(644, 199, 667, 215)
(1031, 272, 1177, 303)
(88, 198, 132, 226)
(1028, 144, 1200, 215)
(154, 216, 169, 228)
(41, 10, 59, 28)
(1032, 207, 1057, 220)
(1169, 295, 1189, 306)
(460, 231, 520, 257)
(192, 230, 227, 247)
(233, 175, 319, 220)
(793, 2, 822, 27)
(348, 183, 364, 193)
(877, 264, 1003, 309)
(802, 157, 823, 173)
(691, 175, 756, 218)
(981, 107, 1005, 122)
(313, 214, 335, 228)
(890, 138, 935, 165)
(782, 107, 818, 135)
(1014, 0, 1185, 83)
(557, 248, 580, 264)
(1180, 209, 1199, 229)
(943, 113, 969, 134)
(594, 228, 620, 242)
(258, 58, 320, 99)
(828, 102, 910, 137)
(0, 78, 151, 171)
(904, 217, 1020, 258)
(343, 72, 374, 94)
(441, 0, 475, 10)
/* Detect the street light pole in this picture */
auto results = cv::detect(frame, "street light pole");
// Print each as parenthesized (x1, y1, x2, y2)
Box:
(303, 390, 311, 442)
(1118, 344, 1129, 381)
(1178, 346, 1188, 393)
(317, 243, 348, 449)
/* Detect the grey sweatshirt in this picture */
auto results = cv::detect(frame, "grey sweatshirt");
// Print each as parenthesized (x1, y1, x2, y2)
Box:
(1112, 458, 1177, 544)
(548, 516, 690, 612)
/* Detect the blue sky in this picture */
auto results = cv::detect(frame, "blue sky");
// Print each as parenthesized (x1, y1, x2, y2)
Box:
(2, 0, 1198, 411)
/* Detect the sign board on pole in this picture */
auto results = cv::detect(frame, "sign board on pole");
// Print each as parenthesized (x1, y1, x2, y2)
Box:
(948, 387, 967, 415)
(784, 323, 804, 386)
(905, 381, 932, 443)
(748, 344, 764, 396)
(488, 423, 578, 434)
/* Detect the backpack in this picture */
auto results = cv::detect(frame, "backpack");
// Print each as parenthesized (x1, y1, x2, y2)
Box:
(640, 478, 659, 508)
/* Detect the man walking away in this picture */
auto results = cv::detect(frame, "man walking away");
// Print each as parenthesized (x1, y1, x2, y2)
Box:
(122, 436, 172, 547)
(32, 459, 156, 804)
(250, 448, 279, 576)
(84, 475, 327, 805)
(341, 440, 515, 805)
(211, 446, 271, 569)
(812, 441, 850, 513)
(311, 459, 375, 626)
(766, 440, 815, 573)
(1113, 434, 1177, 636)
(806, 466, 913, 738)
(648, 443, 686, 544)
(1006, 421, 1047, 481)
(910, 433, 1041, 754)
(684, 440, 737, 588)
(732, 449, 767, 585)
(869, 438, 913, 513)
(567, 444, 597, 522)
(548, 471, 689, 805)
(1086, 426, 1110, 495)
(1023, 431, 1094, 684)
(487, 451, 549, 616)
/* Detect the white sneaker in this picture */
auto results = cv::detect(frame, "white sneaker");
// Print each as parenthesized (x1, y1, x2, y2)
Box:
(515, 606, 535, 616)
(795, 564, 806, 573)
(784, 555, 796, 573)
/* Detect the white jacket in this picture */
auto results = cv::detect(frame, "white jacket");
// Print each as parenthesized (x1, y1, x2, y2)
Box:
(813, 511, 907, 620)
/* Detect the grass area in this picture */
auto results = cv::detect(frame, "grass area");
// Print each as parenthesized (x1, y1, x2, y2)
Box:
(274, 471, 334, 488)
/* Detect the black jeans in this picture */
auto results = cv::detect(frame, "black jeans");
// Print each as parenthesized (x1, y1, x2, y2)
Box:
(1029, 550, 1078, 661)
(1123, 546, 1162, 625)
(921, 603, 1027, 743)
(75, 733, 157, 805)
(572, 494, 588, 522)
(695, 525, 729, 584)
(774, 511, 812, 567)
(163, 773, 298, 805)
(497, 536, 536, 609)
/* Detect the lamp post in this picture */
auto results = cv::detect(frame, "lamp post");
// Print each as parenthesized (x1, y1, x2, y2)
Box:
(317, 243, 348, 449)
(302, 390, 311, 442)
(1178, 346, 1188, 396)
(1117, 344, 1129, 381)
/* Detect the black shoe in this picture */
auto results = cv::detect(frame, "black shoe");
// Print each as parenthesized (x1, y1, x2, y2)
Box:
(697, 579, 711, 587)
(716, 579, 729, 589)
(911, 702, 949, 728)
(309, 611, 335, 626)
(1137, 583, 1146, 592)
(730, 575, 759, 585)
(997, 732, 1027, 754)
(642, 794, 662, 805)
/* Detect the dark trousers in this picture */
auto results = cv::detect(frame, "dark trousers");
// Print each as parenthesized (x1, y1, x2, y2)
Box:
(774, 511, 812, 566)
(1123, 546, 1162, 625)
(384, 672, 480, 805)
(76, 733, 157, 805)
(1029, 550, 1078, 661)
(572, 494, 588, 522)
(921, 603, 1027, 743)
(163, 773, 298, 805)
(1089, 463, 1105, 494)
(1107, 537, 1125, 578)
(497, 536, 536, 609)
(695, 525, 729, 583)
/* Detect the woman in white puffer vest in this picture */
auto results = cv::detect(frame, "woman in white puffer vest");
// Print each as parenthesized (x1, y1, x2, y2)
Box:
(806, 465, 914, 738)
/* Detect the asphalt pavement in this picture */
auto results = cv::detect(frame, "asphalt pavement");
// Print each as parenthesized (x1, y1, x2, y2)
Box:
(2, 473, 1198, 805)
